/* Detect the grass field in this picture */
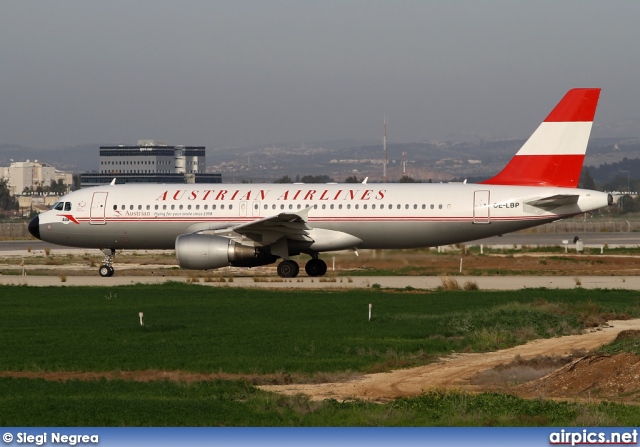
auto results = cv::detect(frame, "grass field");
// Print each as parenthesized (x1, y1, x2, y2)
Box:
(2, 283, 640, 426)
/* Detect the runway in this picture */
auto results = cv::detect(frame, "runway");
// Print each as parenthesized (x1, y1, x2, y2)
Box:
(1, 274, 637, 290)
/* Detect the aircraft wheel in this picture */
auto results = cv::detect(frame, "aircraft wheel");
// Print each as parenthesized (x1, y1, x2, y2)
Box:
(277, 260, 299, 278)
(107, 266, 115, 277)
(305, 259, 327, 277)
(99, 265, 111, 277)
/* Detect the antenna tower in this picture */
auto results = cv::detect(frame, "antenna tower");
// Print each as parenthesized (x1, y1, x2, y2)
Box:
(383, 116, 388, 183)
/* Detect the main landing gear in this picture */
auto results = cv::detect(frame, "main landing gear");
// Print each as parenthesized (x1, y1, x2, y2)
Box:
(99, 248, 115, 277)
(276, 258, 327, 278)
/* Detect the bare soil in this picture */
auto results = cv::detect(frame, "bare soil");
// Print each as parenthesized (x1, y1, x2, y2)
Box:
(259, 319, 640, 402)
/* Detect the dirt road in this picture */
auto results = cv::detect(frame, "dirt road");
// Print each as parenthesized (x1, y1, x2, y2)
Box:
(259, 319, 640, 401)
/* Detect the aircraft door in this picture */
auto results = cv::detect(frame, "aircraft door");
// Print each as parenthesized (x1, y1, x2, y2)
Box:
(239, 201, 248, 217)
(90, 192, 108, 225)
(252, 201, 260, 217)
(473, 190, 490, 224)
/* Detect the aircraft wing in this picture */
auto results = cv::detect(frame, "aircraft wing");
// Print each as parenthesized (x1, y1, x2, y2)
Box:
(214, 207, 313, 245)
(524, 194, 580, 210)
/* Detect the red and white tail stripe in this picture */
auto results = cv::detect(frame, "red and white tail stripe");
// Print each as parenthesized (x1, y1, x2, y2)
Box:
(481, 88, 601, 187)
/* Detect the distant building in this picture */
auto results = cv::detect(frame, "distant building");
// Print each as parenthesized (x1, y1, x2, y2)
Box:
(0, 160, 72, 195)
(81, 140, 221, 187)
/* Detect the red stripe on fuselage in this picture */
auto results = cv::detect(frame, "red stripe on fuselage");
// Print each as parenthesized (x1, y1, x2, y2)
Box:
(479, 154, 585, 187)
(544, 88, 600, 122)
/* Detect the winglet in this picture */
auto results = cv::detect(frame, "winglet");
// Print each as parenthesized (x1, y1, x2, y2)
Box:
(480, 88, 601, 187)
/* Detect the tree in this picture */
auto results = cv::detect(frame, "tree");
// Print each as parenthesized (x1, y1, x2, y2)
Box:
(398, 175, 421, 183)
(618, 194, 639, 214)
(0, 180, 18, 211)
(274, 175, 293, 183)
(344, 175, 359, 183)
(300, 175, 333, 183)
(579, 167, 597, 190)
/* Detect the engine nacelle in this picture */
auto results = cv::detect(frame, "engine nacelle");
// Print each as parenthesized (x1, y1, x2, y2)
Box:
(175, 234, 276, 270)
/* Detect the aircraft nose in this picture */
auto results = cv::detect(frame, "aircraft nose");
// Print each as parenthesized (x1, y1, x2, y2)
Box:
(28, 214, 41, 240)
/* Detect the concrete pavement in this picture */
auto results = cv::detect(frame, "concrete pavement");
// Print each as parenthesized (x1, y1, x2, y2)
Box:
(1, 274, 637, 290)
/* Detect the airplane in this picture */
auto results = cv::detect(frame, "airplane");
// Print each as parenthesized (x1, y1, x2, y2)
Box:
(28, 88, 612, 278)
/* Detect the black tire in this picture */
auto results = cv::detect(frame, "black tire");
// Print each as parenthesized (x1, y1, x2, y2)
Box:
(99, 265, 111, 277)
(305, 259, 327, 277)
(107, 266, 115, 277)
(277, 260, 299, 278)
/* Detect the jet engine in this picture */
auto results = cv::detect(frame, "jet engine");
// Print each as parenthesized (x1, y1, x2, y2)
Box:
(175, 234, 277, 270)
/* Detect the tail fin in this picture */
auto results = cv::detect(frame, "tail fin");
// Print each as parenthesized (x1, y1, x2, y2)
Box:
(480, 88, 601, 187)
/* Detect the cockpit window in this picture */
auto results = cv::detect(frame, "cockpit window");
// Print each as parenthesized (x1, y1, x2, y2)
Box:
(64, 202, 72, 211)
(53, 202, 64, 211)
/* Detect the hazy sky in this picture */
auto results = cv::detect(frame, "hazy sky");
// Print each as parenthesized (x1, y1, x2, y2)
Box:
(1, 1, 639, 149)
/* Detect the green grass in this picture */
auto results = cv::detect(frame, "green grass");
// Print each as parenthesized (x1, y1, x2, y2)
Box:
(1, 378, 638, 426)
(3, 283, 640, 426)
(2, 284, 638, 375)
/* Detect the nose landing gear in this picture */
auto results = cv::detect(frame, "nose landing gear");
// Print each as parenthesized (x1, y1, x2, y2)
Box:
(99, 248, 115, 277)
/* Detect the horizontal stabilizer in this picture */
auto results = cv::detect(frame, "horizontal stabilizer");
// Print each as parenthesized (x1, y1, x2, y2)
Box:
(525, 194, 579, 209)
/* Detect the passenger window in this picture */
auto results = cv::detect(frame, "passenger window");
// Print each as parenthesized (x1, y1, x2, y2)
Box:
(322, 204, 326, 210)
(113, 205, 117, 210)
(204, 205, 208, 210)
(155, 205, 158, 210)
(195, 205, 199, 210)
(347, 204, 351, 210)
(330, 204, 334, 209)
(187, 205, 192, 210)
(146, 205, 150, 210)
(171, 205, 175, 210)
(138, 205, 142, 210)
(163, 205, 167, 210)
(355, 204, 359, 209)
(212, 205, 216, 210)
(372, 204, 376, 210)
(339, 204, 342, 210)
(363, 204, 367, 209)
(229, 205, 233, 210)
(405, 204, 409, 209)
(221, 205, 225, 210)
(422, 204, 426, 209)
(179, 205, 183, 210)
(439, 204, 443, 209)
(430, 204, 434, 209)
(280, 204, 284, 210)
(413, 204, 417, 209)
(397, 204, 401, 209)
(121, 205, 125, 210)
(289, 204, 293, 210)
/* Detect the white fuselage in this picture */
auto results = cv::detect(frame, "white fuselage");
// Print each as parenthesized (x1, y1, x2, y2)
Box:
(34, 182, 610, 251)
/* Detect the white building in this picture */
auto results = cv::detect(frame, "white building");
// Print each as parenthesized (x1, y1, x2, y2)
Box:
(81, 139, 220, 187)
(0, 160, 72, 195)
